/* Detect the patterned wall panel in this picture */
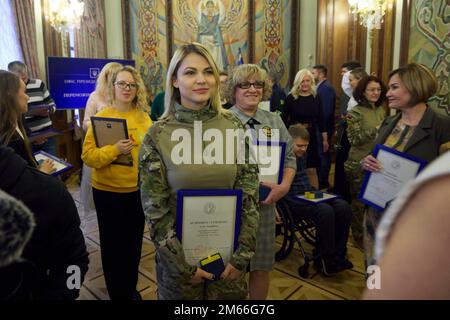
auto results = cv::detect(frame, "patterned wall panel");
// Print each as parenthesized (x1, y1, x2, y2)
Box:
(254, 0, 296, 92)
(127, 0, 296, 98)
(408, 0, 450, 116)
(171, 0, 250, 72)
(129, 0, 168, 99)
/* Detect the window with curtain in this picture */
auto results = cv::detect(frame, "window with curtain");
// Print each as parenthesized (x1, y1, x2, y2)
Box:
(0, 0, 24, 70)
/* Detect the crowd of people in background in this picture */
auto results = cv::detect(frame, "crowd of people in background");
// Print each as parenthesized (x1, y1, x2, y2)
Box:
(1, 42, 450, 300)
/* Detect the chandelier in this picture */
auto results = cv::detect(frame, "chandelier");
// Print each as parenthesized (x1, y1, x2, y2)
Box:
(46, 0, 85, 33)
(348, 0, 387, 30)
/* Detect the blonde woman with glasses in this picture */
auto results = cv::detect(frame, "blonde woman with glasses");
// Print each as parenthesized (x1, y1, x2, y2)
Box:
(80, 62, 122, 223)
(82, 66, 151, 300)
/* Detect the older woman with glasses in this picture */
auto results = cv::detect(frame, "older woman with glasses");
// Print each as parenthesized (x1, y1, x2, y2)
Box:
(227, 64, 296, 300)
(82, 65, 152, 300)
(344, 75, 387, 249)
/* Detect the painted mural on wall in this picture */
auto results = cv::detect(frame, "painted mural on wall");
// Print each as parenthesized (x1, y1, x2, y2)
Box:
(129, 0, 168, 99)
(172, 0, 249, 71)
(128, 0, 295, 100)
(254, 0, 294, 92)
(409, 0, 450, 116)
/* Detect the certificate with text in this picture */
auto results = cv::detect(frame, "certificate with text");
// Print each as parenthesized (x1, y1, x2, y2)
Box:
(34, 151, 73, 176)
(176, 189, 242, 266)
(359, 144, 427, 211)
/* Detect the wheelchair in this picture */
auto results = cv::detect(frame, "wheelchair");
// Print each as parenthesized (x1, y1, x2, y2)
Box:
(275, 197, 319, 278)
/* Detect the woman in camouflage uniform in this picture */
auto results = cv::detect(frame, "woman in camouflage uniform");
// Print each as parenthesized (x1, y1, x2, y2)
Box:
(139, 43, 259, 300)
(344, 76, 387, 250)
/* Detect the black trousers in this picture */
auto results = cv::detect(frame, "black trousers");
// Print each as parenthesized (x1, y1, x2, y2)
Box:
(92, 188, 145, 300)
(333, 121, 351, 202)
(287, 197, 352, 258)
(317, 128, 333, 189)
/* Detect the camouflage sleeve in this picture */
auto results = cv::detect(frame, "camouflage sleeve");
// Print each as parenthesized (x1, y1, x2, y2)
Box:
(222, 112, 260, 271)
(230, 160, 260, 271)
(346, 109, 378, 146)
(138, 124, 197, 279)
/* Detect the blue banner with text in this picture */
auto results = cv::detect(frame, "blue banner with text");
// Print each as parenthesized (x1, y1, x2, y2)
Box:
(47, 57, 135, 109)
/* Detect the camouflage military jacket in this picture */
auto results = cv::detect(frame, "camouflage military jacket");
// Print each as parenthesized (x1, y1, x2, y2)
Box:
(138, 103, 259, 299)
(345, 104, 386, 172)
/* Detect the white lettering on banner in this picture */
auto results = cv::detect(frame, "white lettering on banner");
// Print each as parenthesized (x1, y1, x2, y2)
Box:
(63, 93, 91, 98)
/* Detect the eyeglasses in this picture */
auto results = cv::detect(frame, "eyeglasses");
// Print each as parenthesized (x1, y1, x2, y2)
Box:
(114, 81, 138, 90)
(237, 81, 264, 89)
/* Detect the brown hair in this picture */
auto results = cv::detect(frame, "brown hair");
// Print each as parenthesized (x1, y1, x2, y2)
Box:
(353, 75, 387, 107)
(388, 63, 437, 106)
(350, 67, 368, 80)
(288, 124, 310, 141)
(0, 70, 36, 166)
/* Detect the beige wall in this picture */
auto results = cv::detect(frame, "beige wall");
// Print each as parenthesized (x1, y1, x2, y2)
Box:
(299, 0, 318, 69)
(33, 0, 46, 79)
(105, 0, 124, 59)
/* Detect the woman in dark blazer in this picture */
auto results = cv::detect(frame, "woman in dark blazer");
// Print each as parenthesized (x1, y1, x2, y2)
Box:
(361, 63, 450, 266)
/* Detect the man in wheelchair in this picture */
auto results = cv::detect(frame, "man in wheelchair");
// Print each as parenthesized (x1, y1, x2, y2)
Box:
(285, 124, 353, 276)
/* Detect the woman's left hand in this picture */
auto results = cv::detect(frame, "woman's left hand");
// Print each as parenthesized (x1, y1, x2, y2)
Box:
(220, 263, 243, 281)
(323, 140, 329, 153)
(260, 181, 289, 205)
(190, 267, 214, 285)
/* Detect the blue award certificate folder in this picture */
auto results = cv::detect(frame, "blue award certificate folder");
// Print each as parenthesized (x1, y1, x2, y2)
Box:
(34, 151, 73, 176)
(255, 141, 286, 201)
(358, 144, 427, 211)
(176, 189, 242, 266)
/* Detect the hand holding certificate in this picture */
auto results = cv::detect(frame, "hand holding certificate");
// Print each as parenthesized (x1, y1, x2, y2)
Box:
(34, 151, 73, 176)
(359, 144, 427, 211)
(91, 116, 133, 166)
(176, 189, 242, 267)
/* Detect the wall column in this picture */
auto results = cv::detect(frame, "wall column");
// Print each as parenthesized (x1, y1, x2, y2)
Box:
(33, 0, 46, 79)
(105, 0, 124, 59)
(299, 0, 318, 69)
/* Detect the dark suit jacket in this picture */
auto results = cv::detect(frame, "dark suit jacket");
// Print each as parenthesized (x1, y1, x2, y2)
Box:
(374, 106, 450, 163)
(316, 79, 336, 132)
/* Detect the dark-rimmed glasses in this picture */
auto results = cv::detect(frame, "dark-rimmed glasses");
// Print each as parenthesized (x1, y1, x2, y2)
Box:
(237, 81, 264, 89)
(114, 81, 138, 90)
